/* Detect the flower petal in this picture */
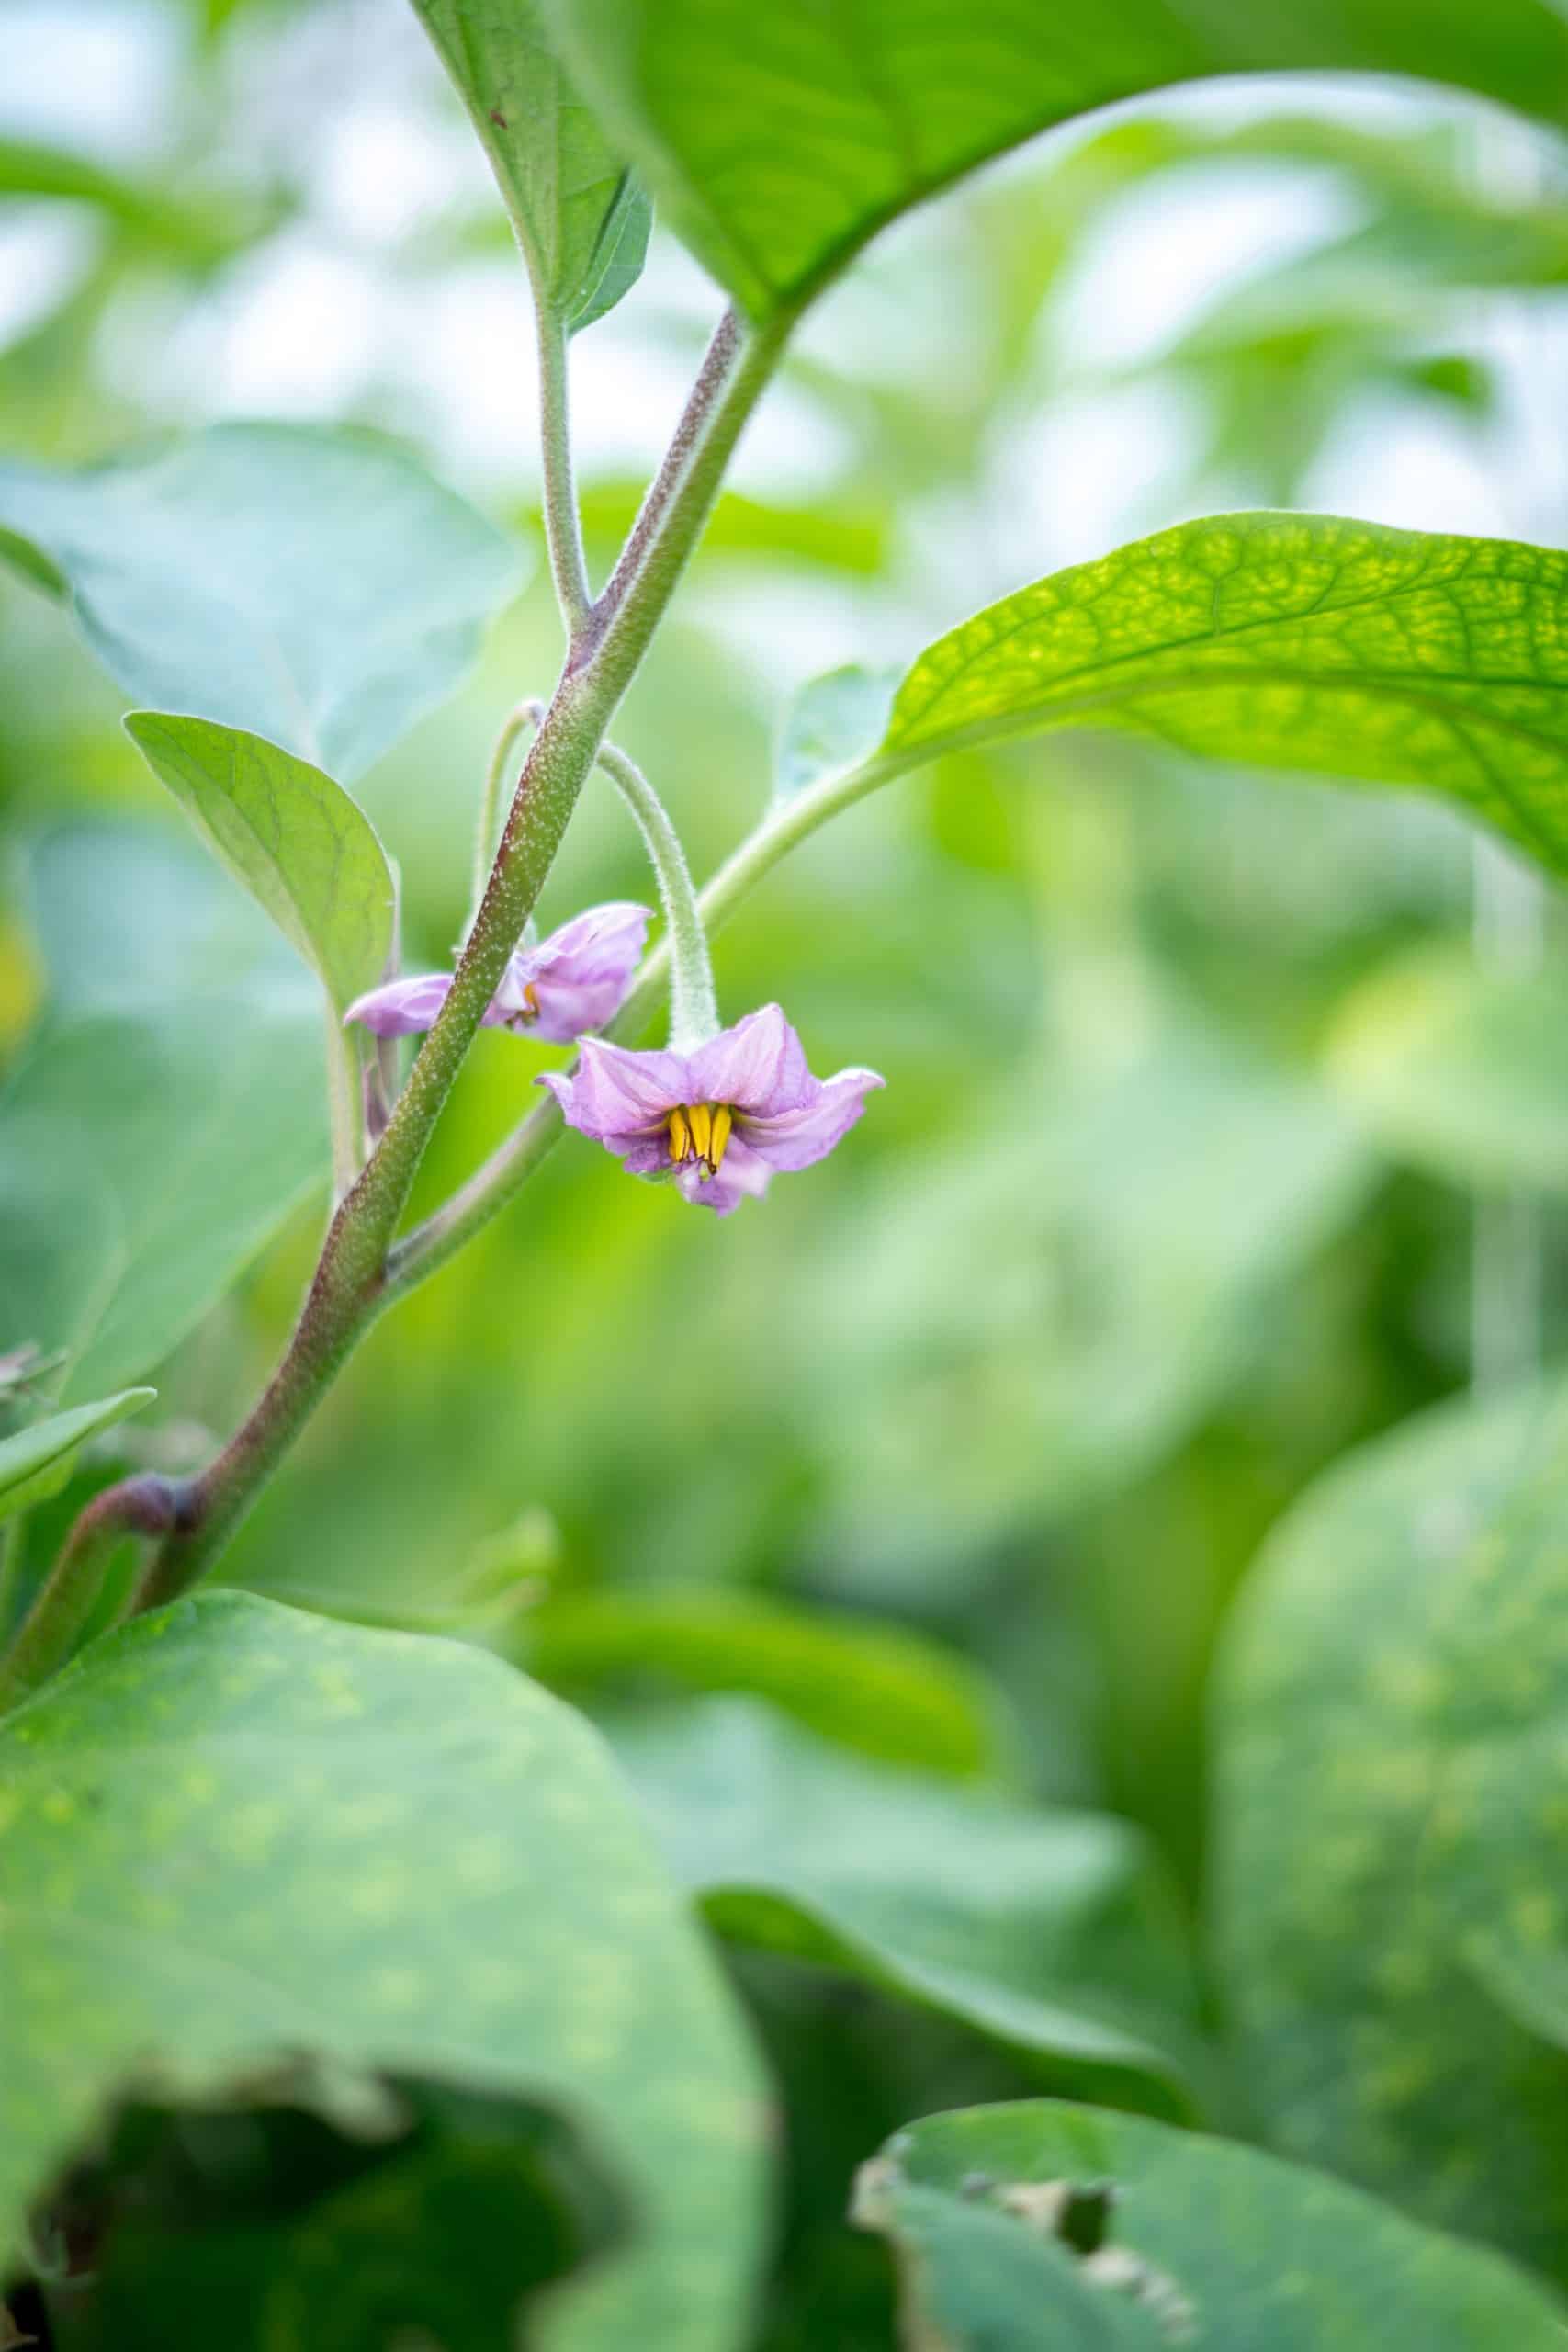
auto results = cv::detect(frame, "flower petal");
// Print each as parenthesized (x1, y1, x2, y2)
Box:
(344, 972, 454, 1036)
(499, 901, 652, 1043)
(736, 1066, 885, 1172)
(539, 1035, 686, 1144)
(685, 1003, 812, 1114)
(676, 1132, 774, 1216)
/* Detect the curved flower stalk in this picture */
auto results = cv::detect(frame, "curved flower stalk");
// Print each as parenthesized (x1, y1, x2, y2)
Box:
(541, 1001, 884, 1215)
(345, 901, 651, 1046)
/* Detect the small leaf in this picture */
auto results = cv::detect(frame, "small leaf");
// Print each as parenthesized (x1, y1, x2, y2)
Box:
(880, 515, 1568, 882)
(0, 1593, 767, 2352)
(519, 1584, 1008, 1780)
(773, 665, 900, 803)
(1213, 1373, 1568, 2279)
(0, 1388, 154, 1526)
(125, 715, 395, 1016)
(0, 424, 525, 779)
(1325, 941, 1568, 1192)
(611, 1698, 1204, 2112)
(543, 1, 1568, 321)
(853, 2101, 1568, 2350)
(0, 828, 328, 1398)
(411, 0, 649, 329)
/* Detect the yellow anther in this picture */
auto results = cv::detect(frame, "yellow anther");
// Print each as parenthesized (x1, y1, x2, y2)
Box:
(687, 1101, 713, 1164)
(709, 1102, 733, 1173)
(668, 1105, 691, 1163)
(520, 981, 540, 1021)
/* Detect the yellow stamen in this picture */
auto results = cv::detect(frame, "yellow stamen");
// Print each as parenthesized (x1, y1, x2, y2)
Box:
(668, 1105, 691, 1163)
(687, 1101, 713, 1164)
(519, 980, 540, 1023)
(709, 1102, 733, 1173)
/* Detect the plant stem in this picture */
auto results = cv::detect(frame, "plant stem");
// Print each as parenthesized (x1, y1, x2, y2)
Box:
(472, 697, 546, 922)
(0, 1474, 181, 1709)
(79, 305, 779, 1619)
(595, 740, 717, 1048)
(324, 1003, 362, 1202)
(537, 311, 592, 638)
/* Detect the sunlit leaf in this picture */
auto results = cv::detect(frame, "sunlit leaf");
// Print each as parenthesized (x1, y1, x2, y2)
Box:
(520, 1585, 1009, 1779)
(542, 0, 1568, 320)
(411, 0, 649, 330)
(0, 828, 328, 1399)
(774, 666, 899, 803)
(878, 515, 1568, 881)
(1213, 1373, 1568, 2279)
(613, 1697, 1203, 2113)
(126, 715, 395, 1015)
(0, 424, 525, 779)
(0, 1593, 767, 2352)
(853, 2101, 1568, 2349)
(0, 1389, 154, 1527)
(1325, 941, 1568, 1193)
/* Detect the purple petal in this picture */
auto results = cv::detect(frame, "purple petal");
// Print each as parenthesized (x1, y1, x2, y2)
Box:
(498, 901, 652, 1043)
(684, 1003, 812, 1115)
(737, 1066, 885, 1172)
(676, 1133, 774, 1216)
(538, 1035, 686, 1144)
(344, 971, 454, 1036)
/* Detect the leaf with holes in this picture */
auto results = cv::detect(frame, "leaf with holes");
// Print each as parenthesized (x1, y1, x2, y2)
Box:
(0, 1593, 767, 2352)
(0, 424, 525, 778)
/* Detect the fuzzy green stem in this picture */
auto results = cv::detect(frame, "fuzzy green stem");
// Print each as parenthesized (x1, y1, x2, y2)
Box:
(98, 306, 779, 1617)
(538, 311, 592, 636)
(324, 1003, 362, 1202)
(595, 740, 717, 1048)
(0, 1474, 181, 1710)
(472, 697, 546, 922)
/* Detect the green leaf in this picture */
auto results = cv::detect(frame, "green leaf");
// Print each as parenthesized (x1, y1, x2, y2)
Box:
(611, 1697, 1203, 2114)
(125, 715, 395, 1016)
(0, 424, 524, 779)
(1325, 941, 1568, 1193)
(852, 2101, 1568, 2350)
(0, 1592, 766, 2352)
(519, 1585, 1009, 1780)
(541, 1, 1568, 321)
(0, 1389, 154, 1526)
(1213, 1372, 1568, 2280)
(411, 0, 650, 330)
(877, 514, 1568, 882)
(0, 828, 328, 1398)
(773, 666, 899, 803)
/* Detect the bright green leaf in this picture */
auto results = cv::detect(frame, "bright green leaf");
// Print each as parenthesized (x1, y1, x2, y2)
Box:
(774, 666, 899, 803)
(0, 1389, 154, 1527)
(612, 1697, 1204, 2114)
(0, 424, 524, 779)
(1325, 940, 1568, 1192)
(0, 828, 328, 1398)
(519, 1584, 1009, 1780)
(411, 0, 649, 330)
(853, 2101, 1568, 2349)
(1213, 1373, 1568, 2280)
(125, 715, 395, 1015)
(879, 514, 1568, 882)
(541, 1, 1568, 321)
(0, 1592, 767, 2352)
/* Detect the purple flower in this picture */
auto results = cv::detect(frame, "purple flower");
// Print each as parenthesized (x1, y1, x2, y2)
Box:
(344, 902, 651, 1046)
(538, 1001, 884, 1215)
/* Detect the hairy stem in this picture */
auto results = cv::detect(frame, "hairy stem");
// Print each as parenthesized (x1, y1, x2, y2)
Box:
(472, 697, 545, 922)
(0, 1474, 183, 1709)
(595, 740, 717, 1048)
(324, 1003, 362, 1202)
(537, 311, 592, 637)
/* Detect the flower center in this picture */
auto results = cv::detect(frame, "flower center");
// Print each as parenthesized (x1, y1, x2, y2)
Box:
(668, 1101, 734, 1179)
(516, 980, 541, 1023)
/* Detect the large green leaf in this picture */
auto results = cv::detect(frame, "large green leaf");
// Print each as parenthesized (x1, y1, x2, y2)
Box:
(521, 1585, 1008, 1780)
(612, 1698, 1204, 2114)
(0, 828, 328, 1399)
(852, 2102, 1568, 2349)
(125, 715, 395, 1015)
(540, 1, 1568, 321)
(877, 515, 1568, 881)
(0, 1593, 766, 2352)
(411, 0, 649, 330)
(0, 424, 524, 779)
(1325, 941, 1568, 1192)
(0, 1390, 154, 1529)
(1213, 1372, 1568, 2280)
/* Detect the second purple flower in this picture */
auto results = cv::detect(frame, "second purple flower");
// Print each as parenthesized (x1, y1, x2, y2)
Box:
(344, 901, 652, 1046)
